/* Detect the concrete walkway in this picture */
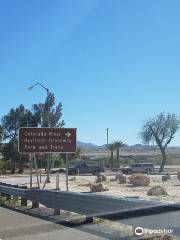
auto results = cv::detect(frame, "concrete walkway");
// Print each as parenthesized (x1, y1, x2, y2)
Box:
(0, 207, 106, 240)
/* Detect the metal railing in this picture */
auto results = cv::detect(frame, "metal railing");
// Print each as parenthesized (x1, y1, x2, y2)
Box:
(0, 182, 180, 219)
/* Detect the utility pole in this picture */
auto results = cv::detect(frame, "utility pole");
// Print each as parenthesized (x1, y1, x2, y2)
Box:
(106, 128, 109, 146)
(106, 128, 109, 159)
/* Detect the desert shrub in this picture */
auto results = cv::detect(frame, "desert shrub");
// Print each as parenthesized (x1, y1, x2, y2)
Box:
(115, 173, 126, 184)
(162, 173, 171, 182)
(90, 184, 108, 192)
(95, 174, 106, 183)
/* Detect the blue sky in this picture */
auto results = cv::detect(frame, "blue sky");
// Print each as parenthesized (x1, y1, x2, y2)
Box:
(1, 0, 180, 145)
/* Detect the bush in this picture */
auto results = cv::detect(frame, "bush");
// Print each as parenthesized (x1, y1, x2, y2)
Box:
(95, 174, 107, 183)
(54, 158, 64, 168)
(115, 173, 126, 184)
(0, 160, 11, 174)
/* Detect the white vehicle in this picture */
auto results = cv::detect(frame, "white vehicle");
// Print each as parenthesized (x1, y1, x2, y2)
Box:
(121, 163, 155, 174)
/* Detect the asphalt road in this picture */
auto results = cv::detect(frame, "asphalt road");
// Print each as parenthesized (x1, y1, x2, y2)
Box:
(0, 207, 107, 240)
(120, 209, 180, 237)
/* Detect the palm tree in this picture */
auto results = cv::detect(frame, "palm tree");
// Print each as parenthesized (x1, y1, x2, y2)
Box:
(113, 140, 126, 168)
(107, 143, 116, 168)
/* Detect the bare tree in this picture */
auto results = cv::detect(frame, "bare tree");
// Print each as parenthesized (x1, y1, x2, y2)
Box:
(140, 112, 180, 172)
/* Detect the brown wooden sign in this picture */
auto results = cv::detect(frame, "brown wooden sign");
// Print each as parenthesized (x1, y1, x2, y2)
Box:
(18, 128, 76, 153)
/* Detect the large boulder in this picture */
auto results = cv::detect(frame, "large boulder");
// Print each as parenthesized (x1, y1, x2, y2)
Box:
(147, 186, 168, 196)
(90, 184, 109, 192)
(69, 177, 76, 181)
(128, 174, 150, 187)
(115, 173, 126, 184)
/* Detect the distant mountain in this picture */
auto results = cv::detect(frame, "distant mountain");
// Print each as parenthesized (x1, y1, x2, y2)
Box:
(126, 144, 158, 151)
(77, 141, 100, 149)
(77, 141, 151, 150)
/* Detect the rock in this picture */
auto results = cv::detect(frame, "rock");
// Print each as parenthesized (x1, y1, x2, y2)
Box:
(69, 177, 76, 181)
(147, 186, 168, 196)
(95, 174, 107, 183)
(177, 171, 180, 182)
(115, 173, 126, 184)
(90, 184, 109, 192)
(128, 174, 150, 186)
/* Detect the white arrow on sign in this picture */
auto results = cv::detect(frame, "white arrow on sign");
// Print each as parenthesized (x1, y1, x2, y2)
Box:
(65, 132, 72, 138)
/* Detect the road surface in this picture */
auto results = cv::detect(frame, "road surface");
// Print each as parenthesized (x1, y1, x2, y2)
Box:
(0, 207, 106, 240)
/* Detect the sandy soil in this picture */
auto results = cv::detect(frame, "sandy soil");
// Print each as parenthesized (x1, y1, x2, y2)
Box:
(35, 174, 180, 204)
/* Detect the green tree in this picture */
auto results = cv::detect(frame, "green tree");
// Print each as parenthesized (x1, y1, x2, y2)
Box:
(1, 104, 38, 140)
(1, 105, 37, 173)
(32, 92, 65, 180)
(2, 138, 20, 173)
(140, 112, 180, 173)
(32, 92, 65, 127)
(113, 140, 126, 168)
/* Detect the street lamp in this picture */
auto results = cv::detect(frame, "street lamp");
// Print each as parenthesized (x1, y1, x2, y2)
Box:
(28, 82, 51, 183)
(28, 82, 49, 93)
